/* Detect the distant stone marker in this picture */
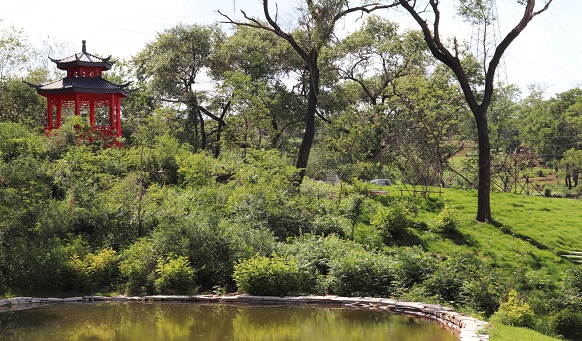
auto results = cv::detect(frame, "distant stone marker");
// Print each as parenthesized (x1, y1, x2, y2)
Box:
(325, 174, 340, 185)
(370, 179, 391, 186)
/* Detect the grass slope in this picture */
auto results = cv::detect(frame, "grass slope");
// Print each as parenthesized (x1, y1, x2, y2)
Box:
(381, 187, 582, 340)
(490, 324, 561, 341)
(398, 187, 582, 276)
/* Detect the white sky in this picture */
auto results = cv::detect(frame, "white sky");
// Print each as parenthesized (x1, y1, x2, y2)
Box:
(0, 0, 578, 98)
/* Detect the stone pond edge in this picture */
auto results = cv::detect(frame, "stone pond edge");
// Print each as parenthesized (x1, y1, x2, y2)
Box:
(0, 295, 489, 341)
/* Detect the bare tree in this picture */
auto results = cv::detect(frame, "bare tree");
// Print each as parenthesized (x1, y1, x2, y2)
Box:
(398, 0, 553, 222)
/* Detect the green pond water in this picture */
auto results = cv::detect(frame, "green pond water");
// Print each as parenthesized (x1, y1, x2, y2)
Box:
(0, 302, 457, 341)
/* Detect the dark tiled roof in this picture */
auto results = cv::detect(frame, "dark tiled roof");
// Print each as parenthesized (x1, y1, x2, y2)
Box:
(50, 41, 114, 70)
(27, 77, 130, 97)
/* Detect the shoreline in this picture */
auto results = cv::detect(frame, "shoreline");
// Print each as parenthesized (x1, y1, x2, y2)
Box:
(0, 294, 489, 341)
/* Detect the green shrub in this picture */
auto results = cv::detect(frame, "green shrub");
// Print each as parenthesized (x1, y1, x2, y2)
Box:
(154, 254, 196, 294)
(118, 238, 157, 295)
(389, 246, 438, 289)
(561, 267, 582, 294)
(327, 249, 396, 297)
(233, 255, 310, 296)
(64, 248, 118, 293)
(423, 256, 502, 316)
(371, 200, 417, 242)
(560, 267, 582, 306)
(521, 270, 557, 291)
(353, 224, 383, 249)
(279, 234, 361, 293)
(551, 308, 582, 341)
(311, 215, 347, 237)
(177, 152, 218, 188)
(491, 290, 536, 328)
(423, 258, 464, 304)
(430, 203, 459, 233)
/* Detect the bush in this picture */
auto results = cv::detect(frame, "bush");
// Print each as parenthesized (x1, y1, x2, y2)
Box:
(371, 200, 417, 242)
(423, 256, 502, 316)
(65, 247, 118, 292)
(154, 254, 196, 294)
(118, 238, 157, 295)
(327, 249, 396, 297)
(430, 203, 459, 233)
(560, 267, 582, 306)
(279, 234, 361, 293)
(491, 290, 536, 328)
(551, 308, 582, 341)
(177, 152, 218, 188)
(561, 267, 582, 294)
(389, 246, 438, 289)
(311, 215, 347, 237)
(233, 255, 311, 296)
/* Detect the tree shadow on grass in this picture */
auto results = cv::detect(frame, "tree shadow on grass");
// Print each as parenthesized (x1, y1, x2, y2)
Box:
(384, 227, 427, 248)
(440, 229, 477, 246)
(490, 220, 550, 251)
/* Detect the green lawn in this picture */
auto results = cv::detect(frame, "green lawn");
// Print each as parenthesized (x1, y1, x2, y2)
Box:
(379, 187, 582, 340)
(393, 187, 582, 277)
(490, 323, 561, 341)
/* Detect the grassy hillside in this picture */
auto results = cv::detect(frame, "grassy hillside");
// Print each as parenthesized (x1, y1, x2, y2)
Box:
(375, 186, 582, 340)
(392, 187, 582, 276)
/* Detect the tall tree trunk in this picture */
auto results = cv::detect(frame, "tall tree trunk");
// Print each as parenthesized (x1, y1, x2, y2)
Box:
(214, 121, 223, 158)
(475, 108, 492, 222)
(198, 110, 207, 150)
(185, 95, 200, 150)
(295, 51, 319, 182)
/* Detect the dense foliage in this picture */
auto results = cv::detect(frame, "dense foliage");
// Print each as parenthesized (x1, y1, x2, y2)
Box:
(1, 3, 581, 339)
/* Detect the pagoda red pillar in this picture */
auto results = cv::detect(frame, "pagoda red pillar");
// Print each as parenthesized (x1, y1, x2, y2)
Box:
(90, 100, 95, 127)
(109, 93, 115, 135)
(46, 97, 53, 129)
(116, 96, 121, 136)
(56, 101, 62, 128)
(74, 93, 80, 116)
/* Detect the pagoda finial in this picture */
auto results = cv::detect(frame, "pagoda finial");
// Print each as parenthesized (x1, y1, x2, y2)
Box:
(82, 40, 86, 53)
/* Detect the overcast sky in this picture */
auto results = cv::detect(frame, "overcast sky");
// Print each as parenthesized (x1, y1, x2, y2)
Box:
(1, 0, 577, 98)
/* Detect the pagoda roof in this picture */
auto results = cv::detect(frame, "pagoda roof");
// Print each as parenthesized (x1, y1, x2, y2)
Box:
(50, 40, 114, 71)
(25, 77, 131, 97)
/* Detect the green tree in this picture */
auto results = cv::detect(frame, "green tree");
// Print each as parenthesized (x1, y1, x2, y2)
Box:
(333, 16, 428, 107)
(396, 65, 468, 187)
(311, 16, 431, 180)
(214, 26, 303, 153)
(398, 0, 554, 222)
(0, 27, 46, 127)
(519, 87, 582, 162)
(220, 0, 400, 183)
(0, 77, 45, 127)
(489, 84, 522, 153)
(0, 26, 37, 79)
(133, 24, 228, 152)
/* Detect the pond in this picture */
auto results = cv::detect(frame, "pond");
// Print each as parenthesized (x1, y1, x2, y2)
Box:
(0, 302, 457, 340)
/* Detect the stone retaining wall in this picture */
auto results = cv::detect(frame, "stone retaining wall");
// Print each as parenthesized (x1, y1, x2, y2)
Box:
(0, 295, 489, 340)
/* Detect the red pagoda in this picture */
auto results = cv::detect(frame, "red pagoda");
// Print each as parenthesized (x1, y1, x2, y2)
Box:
(27, 40, 130, 141)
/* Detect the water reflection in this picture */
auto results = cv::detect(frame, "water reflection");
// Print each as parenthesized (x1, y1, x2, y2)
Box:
(0, 302, 456, 341)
